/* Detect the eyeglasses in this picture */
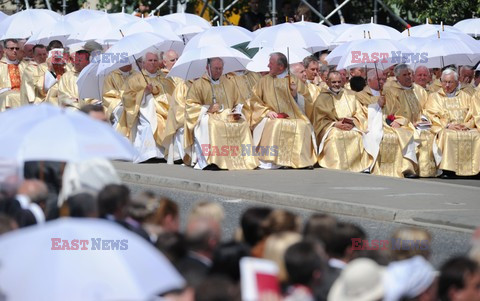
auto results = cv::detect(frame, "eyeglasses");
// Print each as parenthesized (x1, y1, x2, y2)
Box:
(6, 47, 19, 51)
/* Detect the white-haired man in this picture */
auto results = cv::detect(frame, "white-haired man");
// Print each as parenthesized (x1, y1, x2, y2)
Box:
(184, 57, 258, 170)
(250, 52, 316, 169)
(117, 52, 175, 163)
(458, 65, 476, 96)
(425, 68, 480, 178)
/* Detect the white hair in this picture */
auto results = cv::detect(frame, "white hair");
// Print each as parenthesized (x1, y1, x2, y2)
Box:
(394, 64, 410, 77)
(142, 52, 159, 62)
(441, 68, 459, 81)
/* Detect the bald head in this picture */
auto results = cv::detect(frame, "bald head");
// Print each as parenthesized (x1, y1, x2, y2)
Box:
(162, 49, 179, 71)
(290, 63, 306, 82)
(367, 69, 386, 91)
(414, 66, 431, 88)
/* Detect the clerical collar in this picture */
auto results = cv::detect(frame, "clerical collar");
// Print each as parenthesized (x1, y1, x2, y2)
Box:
(370, 88, 380, 96)
(400, 84, 412, 90)
(329, 88, 342, 95)
(146, 70, 157, 78)
(5, 57, 19, 65)
(210, 78, 220, 85)
(446, 88, 459, 98)
(276, 70, 288, 79)
(234, 70, 245, 76)
(121, 70, 131, 77)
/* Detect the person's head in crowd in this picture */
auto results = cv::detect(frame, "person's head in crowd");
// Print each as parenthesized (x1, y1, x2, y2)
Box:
(73, 50, 90, 73)
(97, 184, 131, 220)
(350, 67, 366, 78)
(303, 55, 319, 81)
(319, 52, 329, 66)
(206, 57, 224, 81)
(240, 207, 272, 247)
(32, 44, 47, 65)
(80, 104, 108, 123)
(142, 196, 180, 238)
(0, 44, 4, 59)
(459, 66, 474, 85)
(336, 69, 348, 85)
(17, 179, 48, 210)
(188, 201, 224, 225)
(384, 255, 438, 301)
(285, 240, 326, 289)
(350, 76, 366, 92)
(390, 227, 432, 261)
(0, 214, 18, 235)
(47, 40, 64, 52)
(439, 256, 480, 301)
(327, 71, 344, 93)
(162, 50, 179, 71)
(66, 192, 98, 217)
(295, 3, 311, 21)
(143, 52, 161, 74)
(395, 64, 413, 88)
(261, 209, 301, 238)
(319, 64, 330, 82)
(414, 66, 432, 88)
(22, 43, 34, 60)
(268, 52, 288, 76)
(128, 190, 158, 223)
(327, 222, 366, 264)
(441, 68, 459, 95)
(210, 241, 250, 282)
(263, 231, 302, 283)
(248, 0, 260, 14)
(350, 249, 391, 266)
(367, 69, 387, 91)
(185, 216, 221, 261)
(328, 258, 385, 301)
(474, 70, 480, 88)
(290, 63, 306, 83)
(155, 231, 187, 265)
(304, 213, 337, 248)
(384, 64, 396, 78)
(194, 276, 241, 301)
(4, 39, 19, 61)
(431, 67, 442, 80)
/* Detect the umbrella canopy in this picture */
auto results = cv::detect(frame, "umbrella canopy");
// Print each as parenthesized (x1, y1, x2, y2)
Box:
(64, 9, 105, 25)
(248, 22, 329, 52)
(247, 46, 311, 72)
(0, 104, 135, 163)
(328, 23, 356, 36)
(454, 18, 480, 37)
(77, 63, 105, 101)
(0, 11, 8, 23)
(168, 46, 251, 80)
(162, 13, 211, 35)
(332, 22, 402, 44)
(184, 25, 253, 52)
(293, 21, 335, 49)
(103, 17, 180, 43)
(0, 9, 60, 40)
(69, 14, 133, 42)
(334, 39, 412, 70)
(402, 22, 462, 37)
(0, 218, 185, 301)
(96, 32, 182, 75)
(27, 16, 77, 46)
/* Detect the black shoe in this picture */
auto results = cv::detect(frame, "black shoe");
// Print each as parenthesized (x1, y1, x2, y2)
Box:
(403, 173, 419, 179)
(440, 170, 456, 179)
(203, 164, 221, 170)
(300, 165, 314, 170)
(173, 159, 184, 165)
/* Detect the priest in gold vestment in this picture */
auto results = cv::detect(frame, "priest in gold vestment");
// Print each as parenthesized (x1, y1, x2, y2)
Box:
(185, 57, 258, 170)
(425, 68, 480, 178)
(250, 52, 316, 169)
(57, 50, 97, 109)
(313, 71, 371, 172)
(102, 65, 133, 126)
(117, 52, 175, 163)
(20, 44, 48, 104)
(0, 39, 28, 111)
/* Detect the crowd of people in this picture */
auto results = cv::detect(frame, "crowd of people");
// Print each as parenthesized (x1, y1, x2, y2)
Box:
(1, 35, 480, 178)
(1, 173, 479, 301)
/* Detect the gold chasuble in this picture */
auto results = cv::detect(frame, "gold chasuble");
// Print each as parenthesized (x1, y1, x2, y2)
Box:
(102, 69, 131, 122)
(57, 71, 96, 109)
(162, 78, 192, 163)
(0, 58, 27, 111)
(425, 89, 480, 176)
(185, 75, 258, 170)
(313, 88, 371, 172)
(20, 62, 48, 104)
(250, 73, 316, 169)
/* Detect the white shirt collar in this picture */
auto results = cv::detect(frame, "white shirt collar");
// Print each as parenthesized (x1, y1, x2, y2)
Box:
(276, 70, 288, 79)
(146, 70, 157, 78)
(6, 57, 19, 65)
(370, 87, 380, 96)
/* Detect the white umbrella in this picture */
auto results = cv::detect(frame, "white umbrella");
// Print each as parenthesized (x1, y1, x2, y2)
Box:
(0, 11, 8, 23)
(328, 23, 355, 36)
(332, 21, 402, 44)
(27, 16, 77, 46)
(96, 32, 181, 75)
(402, 21, 462, 37)
(247, 46, 311, 72)
(0, 104, 136, 163)
(335, 39, 412, 70)
(69, 13, 133, 42)
(0, 218, 185, 301)
(248, 22, 329, 52)
(454, 18, 480, 37)
(184, 25, 252, 52)
(64, 9, 105, 25)
(0, 9, 60, 40)
(162, 13, 211, 35)
(77, 63, 105, 101)
(294, 21, 335, 48)
(168, 46, 251, 80)
(102, 17, 180, 43)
